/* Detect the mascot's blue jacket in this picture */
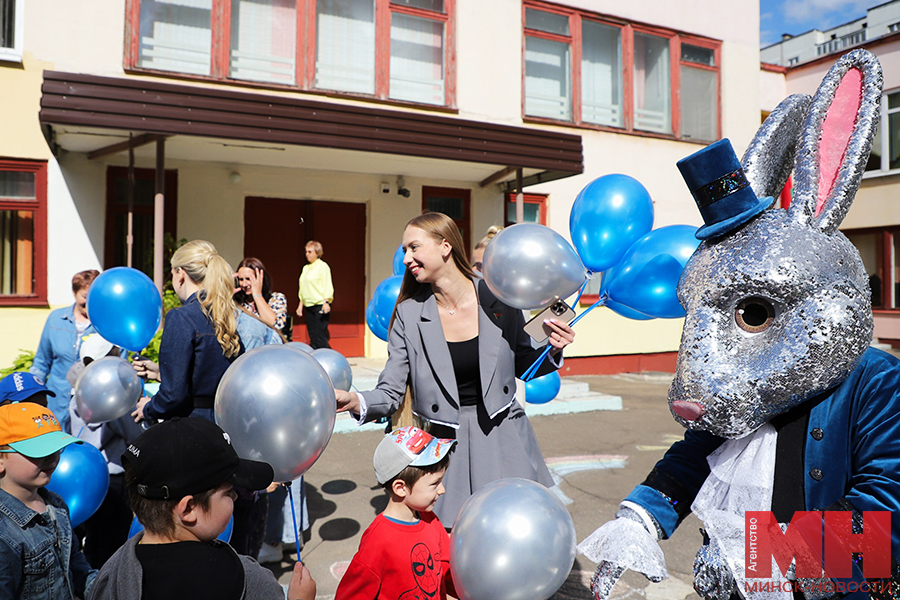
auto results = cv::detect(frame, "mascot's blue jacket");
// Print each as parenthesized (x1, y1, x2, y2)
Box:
(627, 347, 900, 596)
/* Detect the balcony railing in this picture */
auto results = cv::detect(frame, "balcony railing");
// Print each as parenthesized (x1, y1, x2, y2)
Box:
(817, 29, 867, 56)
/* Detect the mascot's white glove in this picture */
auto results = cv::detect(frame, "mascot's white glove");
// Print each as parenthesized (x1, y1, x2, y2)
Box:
(577, 504, 669, 600)
(692, 530, 737, 600)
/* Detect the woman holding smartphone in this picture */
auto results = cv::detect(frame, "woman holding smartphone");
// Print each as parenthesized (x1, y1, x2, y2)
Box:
(335, 212, 574, 527)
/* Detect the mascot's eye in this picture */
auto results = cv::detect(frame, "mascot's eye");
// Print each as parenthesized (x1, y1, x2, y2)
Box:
(735, 297, 775, 333)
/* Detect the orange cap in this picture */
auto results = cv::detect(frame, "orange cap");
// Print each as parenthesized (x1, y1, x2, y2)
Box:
(0, 403, 81, 458)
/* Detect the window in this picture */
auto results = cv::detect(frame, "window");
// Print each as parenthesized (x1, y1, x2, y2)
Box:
(0, 0, 23, 63)
(865, 89, 900, 175)
(128, 0, 455, 107)
(523, 2, 720, 142)
(504, 192, 547, 225)
(845, 228, 900, 310)
(104, 167, 179, 279)
(422, 186, 469, 249)
(0, 161, 47, 306)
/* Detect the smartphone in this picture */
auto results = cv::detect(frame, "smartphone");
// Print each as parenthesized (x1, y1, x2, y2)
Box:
(523, 300, 575, 343)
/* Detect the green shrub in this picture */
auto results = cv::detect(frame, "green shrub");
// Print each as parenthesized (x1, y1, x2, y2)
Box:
(1, 349, 35, 377)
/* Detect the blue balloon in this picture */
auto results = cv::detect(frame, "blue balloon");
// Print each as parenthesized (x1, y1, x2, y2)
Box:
(524, 370, 561, 404)
(570, 174, 655, 272)
(366, 300, 389, 342)
(129, 515, 233, 542)
(392, 244, 406, 276)
(605, 298, 654, 321)
(603, 225, 701, 319)
(372, 275, 403, 330)
(46, 443, 110, 527)
(87, 267, 163, 352)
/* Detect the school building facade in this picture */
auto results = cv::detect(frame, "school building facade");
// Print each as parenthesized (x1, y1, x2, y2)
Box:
(0, 0, 763, 372)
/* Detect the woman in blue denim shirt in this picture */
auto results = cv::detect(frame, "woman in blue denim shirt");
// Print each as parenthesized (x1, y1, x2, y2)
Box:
(133, 241, 242, 423)
(30, 270, 99, 433)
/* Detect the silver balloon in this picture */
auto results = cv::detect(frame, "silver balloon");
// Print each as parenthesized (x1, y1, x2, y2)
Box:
(74, 356, 142, 424)
(215, 345, 335, 482)
(451, 478, 576, 600)
(287, 341, 313, 354)
(311, 348, 353, 392)
(482, 224, 586, 309)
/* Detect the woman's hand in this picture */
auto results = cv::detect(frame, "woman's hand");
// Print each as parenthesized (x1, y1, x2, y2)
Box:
(248, 267, 265, 297)
(321, 301, 331, 314)
(295, 304, 304, 317)
(133, 359, 160, 381)
(132, 396, 152, 423)
(335, 389, 360, 415)
(545, 318, 575, 356)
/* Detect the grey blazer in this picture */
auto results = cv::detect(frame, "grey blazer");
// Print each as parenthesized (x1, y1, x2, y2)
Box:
(361, 279, 559, 428)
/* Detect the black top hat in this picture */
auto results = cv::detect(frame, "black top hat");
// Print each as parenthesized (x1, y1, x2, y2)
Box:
(676, 138, 775, 240)
(123, 417, 274, 500)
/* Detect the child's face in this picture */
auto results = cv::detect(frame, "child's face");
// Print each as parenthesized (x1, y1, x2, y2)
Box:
(192, 481, 237, 542)
(403, 469, 446, 514)
(0, 450, 60, 492)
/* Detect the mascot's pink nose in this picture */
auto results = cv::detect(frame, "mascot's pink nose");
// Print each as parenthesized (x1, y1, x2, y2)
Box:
(672, 400, 704, 421)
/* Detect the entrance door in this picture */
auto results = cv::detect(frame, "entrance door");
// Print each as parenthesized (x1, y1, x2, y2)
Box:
(244, 197, 366, 356)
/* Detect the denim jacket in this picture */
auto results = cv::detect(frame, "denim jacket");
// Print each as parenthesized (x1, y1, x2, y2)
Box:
(31, 305, 97, 433)
(0, 487, 96, 600)
(144, 293, 240, 422)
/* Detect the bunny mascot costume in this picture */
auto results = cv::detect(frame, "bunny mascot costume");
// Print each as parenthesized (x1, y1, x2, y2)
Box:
(579, 49, 900, 600)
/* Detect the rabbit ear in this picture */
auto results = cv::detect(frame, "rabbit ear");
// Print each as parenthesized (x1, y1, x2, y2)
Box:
(789, 49, 882, 234)
(741, 94, 811, 199)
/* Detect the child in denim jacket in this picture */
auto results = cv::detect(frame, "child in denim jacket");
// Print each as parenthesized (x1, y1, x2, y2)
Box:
(0, 402, 96, 599)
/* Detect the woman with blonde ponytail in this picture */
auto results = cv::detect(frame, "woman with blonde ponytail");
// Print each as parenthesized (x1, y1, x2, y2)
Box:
(133, 240, 243, 422)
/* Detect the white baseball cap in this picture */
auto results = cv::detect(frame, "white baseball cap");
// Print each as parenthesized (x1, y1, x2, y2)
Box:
(373, 426, 456, 485)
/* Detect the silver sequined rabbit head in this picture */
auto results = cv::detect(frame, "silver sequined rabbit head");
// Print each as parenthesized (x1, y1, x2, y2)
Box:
(669, 49, 882, 439)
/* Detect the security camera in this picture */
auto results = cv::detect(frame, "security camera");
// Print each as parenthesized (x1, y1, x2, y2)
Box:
(398, 187, 411, 198)
(380, 182, 390, 194)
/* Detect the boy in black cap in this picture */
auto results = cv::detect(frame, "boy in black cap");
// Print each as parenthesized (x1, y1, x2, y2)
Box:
(87, 417, 316, 600)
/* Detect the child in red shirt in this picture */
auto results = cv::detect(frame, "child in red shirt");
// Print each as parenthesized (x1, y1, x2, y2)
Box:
(336, 426, 457, 600)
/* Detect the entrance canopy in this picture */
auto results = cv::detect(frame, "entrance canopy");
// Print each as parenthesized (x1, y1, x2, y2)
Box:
(38, 71, 583, 187)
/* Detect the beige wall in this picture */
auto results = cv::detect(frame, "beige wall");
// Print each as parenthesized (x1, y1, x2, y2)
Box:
(760, 69, 788, 113)
(0, 54, 55, 160)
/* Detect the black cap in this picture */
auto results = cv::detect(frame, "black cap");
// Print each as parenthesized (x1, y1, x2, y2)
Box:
(123, 417, 274, 500)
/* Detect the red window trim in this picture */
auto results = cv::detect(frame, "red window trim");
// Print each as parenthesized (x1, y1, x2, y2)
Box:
(124, 0, 456, 110)
(522, 0, 721, 143)
(0, 159, 48, 307)
(503, 192, 547, 226)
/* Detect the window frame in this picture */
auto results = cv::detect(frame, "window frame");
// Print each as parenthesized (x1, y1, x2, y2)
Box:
(843, 226, 899, 311)
(864, 87, 900, 177)
(522, 0, 721, 143)
(0, 0, 24, 63)
(503, 192, 547, 226)
(0, 159, 48, 307)
(124, 0, 456, 109)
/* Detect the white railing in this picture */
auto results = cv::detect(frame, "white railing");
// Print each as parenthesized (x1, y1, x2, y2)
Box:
(817, 29, 866, 56)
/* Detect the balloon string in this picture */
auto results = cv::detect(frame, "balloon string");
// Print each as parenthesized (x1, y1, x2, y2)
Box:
(287, 482, 302, 562)
(521, 293, 608, 382)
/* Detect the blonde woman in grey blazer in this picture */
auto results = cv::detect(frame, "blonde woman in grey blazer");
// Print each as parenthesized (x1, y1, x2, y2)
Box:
(337, 213, 574, 527)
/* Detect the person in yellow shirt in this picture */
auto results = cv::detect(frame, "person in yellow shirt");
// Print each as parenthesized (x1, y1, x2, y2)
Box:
(296, 240, 334, 349)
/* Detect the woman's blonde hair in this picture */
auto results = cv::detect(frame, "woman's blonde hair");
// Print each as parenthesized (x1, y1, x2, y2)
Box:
(474, 225, 503, 251)
(171, 240, 241, 358)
